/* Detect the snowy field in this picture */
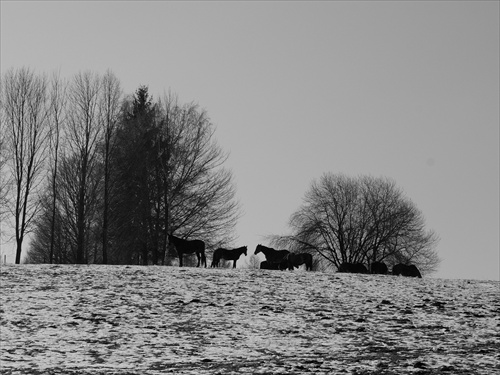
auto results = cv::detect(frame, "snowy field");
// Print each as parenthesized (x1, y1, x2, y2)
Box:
(0, 264, 499, 374)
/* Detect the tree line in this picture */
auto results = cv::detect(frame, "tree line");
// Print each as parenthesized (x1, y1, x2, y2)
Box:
(0, 68, 240, 265)
(1, 67, 439, 274)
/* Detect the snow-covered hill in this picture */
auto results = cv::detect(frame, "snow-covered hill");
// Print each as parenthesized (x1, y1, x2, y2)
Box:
(1, 264, 499, 374)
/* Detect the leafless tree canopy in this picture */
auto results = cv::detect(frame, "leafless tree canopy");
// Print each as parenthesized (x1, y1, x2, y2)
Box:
(99, 70, 122, 264)
(159, 93, 239, 245)
(11, 71, 241, 265)
(272, 173, 440, 275)
(46, 72, 68, 264)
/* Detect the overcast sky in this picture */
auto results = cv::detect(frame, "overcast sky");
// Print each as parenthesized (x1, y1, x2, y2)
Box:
(1, 1, 498, 281)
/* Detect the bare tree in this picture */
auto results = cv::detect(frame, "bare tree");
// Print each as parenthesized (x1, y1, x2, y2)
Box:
(47, 72, 67, 263)
(273, 173, 440, 275)
(65, 71, 103, 264)
(99, 70, 122, 264)
(1, 68, 51, 263)
(159, 93, 241, 259)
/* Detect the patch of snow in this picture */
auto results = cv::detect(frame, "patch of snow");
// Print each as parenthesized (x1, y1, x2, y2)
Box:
(1, 264, 499, 374)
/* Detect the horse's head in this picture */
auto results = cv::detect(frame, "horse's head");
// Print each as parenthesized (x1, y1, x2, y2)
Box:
(254, 244, 262, 255)
(242, 246, 248, 256)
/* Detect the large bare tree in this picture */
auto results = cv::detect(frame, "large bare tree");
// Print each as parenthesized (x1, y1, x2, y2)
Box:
(99, 70, 122, 264)
(47, 72, 67, 263)
(1, 68, 51, 263)
(65, 71, 103, 264)
(0, 84, 11, 259)
(160, 93, 240, 243)
(273, 173, 440, 275)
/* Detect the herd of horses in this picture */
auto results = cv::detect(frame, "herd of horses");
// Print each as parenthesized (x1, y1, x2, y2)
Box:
(167, 234, 422, 277)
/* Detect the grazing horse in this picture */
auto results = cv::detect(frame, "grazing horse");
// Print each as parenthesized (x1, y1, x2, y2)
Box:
(287, 253, 313, 271)
(168, 234, 206, 267)
(338, 262, 369, 274)
(254, 244, 290, 268)
(392, 263, 422, 278)
(211, 246, 247, 268)
(260, 260, 281, 270)
(370, 261, 388, 275)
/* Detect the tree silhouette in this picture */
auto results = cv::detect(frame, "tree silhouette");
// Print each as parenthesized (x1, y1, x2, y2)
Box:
(273, 173, 440, 275)
(1, 68, 51, 264)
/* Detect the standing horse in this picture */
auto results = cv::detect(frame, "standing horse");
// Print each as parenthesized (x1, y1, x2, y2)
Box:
(168, 234, 206, 267)
(287, 253, 313, 271)
(254, 244, 289, 268)
(211, 246, 247, 268)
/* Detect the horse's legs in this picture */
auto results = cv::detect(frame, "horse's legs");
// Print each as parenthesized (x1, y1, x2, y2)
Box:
(196, 253, 201, 267)
(233, 260, 237, 268)
(179, 253, 183, 267)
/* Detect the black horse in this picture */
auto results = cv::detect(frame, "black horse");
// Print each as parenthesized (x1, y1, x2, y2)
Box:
(287, 253, 313, 271)
(392, 263, 422, 278)
(168, 234, 206, 267)
(254, 244, 290, 268)
(260, 260, 281, 270)
(211, 246, 247, 268)
(338, 262, 369, 274)
(370, 261, 388, 275)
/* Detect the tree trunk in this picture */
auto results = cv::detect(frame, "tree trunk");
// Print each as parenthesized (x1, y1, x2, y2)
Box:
(15, 239, 22, 264)
(76, 162, 87, 264)
(49, 156, 58, 264)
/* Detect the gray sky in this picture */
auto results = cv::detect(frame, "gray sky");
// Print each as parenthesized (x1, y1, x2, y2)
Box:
(1, 1, 498, 280)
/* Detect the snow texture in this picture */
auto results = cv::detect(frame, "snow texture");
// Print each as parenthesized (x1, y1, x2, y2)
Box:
(1, 264, 499, 374)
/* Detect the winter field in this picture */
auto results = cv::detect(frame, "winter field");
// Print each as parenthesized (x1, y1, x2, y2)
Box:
(0, 264, 499, 375)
